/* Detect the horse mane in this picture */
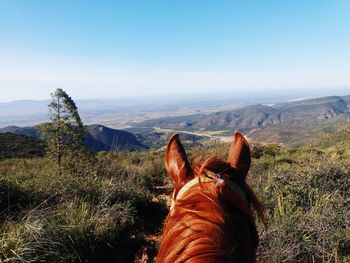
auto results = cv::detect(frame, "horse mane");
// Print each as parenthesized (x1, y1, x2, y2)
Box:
(157, 156, 265, 263)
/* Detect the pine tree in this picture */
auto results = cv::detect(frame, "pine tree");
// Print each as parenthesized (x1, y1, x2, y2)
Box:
(39, 88, 87, 176)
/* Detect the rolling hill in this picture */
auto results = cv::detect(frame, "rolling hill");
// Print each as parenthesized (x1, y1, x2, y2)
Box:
(0, 124, 147, 153)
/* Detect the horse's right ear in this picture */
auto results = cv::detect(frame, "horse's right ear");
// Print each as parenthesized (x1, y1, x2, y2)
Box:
(165, 134, 194, 192)
(228, 132, 251, 179)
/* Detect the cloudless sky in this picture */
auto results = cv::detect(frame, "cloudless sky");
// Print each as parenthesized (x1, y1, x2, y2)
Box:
(0, 0, 350, 101)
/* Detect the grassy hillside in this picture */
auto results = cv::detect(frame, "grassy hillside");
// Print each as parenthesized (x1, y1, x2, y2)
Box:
(0, 127, 350, 262)
(0, 152, 168, 262)
(250, 129, 350, 262)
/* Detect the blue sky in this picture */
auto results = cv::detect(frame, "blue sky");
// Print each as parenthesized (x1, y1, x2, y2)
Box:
(0, 0, 350, 101)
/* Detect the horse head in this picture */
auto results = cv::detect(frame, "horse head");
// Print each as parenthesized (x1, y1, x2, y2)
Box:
(157, 132, 264, 262)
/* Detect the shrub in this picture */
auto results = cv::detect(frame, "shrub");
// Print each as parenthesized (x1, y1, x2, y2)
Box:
(0, 151, 167, 263)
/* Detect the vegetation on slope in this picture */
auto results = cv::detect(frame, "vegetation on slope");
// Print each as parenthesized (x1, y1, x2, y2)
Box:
(0, 126, 350, 262)
(0, 133, 46, 159)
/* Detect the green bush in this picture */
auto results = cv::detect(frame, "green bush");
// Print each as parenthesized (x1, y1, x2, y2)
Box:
(252, 143, 350, 262)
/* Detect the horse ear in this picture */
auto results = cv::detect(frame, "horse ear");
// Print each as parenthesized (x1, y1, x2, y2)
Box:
(165, 134, 194, 191)
(228, 132, 251, 178)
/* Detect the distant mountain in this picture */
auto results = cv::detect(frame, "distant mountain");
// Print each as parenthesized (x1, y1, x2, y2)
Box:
(138, 95, 350, 132)
(0, 124, 147, 153)
(0, 125, 42, 137)
(85, 125, 147, 152)
(0, 133, 46, 159)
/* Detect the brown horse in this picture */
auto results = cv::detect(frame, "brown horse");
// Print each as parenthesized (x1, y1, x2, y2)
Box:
(157, 132, 265, 263)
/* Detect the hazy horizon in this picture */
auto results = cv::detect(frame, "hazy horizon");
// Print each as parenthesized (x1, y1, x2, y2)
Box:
(1, 87, 350, 103)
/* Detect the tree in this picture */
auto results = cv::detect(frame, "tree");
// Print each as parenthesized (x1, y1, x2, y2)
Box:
(40, 88, 87, 176)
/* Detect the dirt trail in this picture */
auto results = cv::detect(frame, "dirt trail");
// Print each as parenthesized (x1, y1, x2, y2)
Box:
(134, 186, 173, 263)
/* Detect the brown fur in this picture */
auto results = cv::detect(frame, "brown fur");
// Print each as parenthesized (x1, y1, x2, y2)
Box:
(157, 132, 264, 263)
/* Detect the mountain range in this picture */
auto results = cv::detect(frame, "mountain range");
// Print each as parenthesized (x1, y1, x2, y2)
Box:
(1, 94, 350, 150)
(134, 95, 350, 145)
(137, 95, 350, 131)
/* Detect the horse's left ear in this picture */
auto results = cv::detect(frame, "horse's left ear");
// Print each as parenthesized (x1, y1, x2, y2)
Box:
(228, 132, 251, 179)
(165, 134, 194, 192)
